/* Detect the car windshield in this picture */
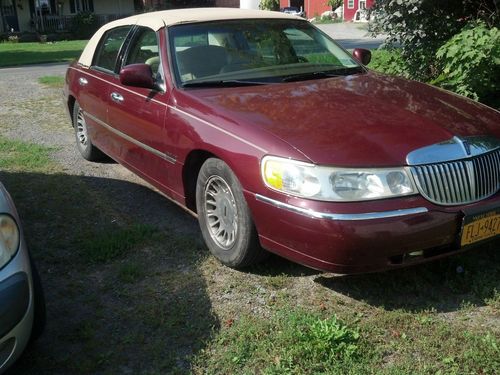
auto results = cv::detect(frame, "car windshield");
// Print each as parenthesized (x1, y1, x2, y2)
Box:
(168, 19, 362, 87)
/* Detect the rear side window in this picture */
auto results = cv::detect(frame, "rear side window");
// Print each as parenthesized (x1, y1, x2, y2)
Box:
(93, 26, 132, 72)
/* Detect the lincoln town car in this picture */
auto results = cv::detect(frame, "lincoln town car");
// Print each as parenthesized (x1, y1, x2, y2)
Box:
(63, 8, 499, 274)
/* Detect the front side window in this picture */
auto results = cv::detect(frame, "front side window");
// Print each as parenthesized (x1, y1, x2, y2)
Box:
(124, 27, 161, 76)
(93, 26, 132, 72)
(168, 19, 361, 87)
(348, 0, 355, 8)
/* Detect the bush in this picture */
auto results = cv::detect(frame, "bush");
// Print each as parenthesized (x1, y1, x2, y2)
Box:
(71, 12, 99, 39)
(259, 0, 279, 11)
(370, 0, 499, 81)
(433, 22, 500, 107)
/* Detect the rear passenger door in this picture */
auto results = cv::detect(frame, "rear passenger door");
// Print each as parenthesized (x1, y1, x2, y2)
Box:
(106, 26, 171, 189)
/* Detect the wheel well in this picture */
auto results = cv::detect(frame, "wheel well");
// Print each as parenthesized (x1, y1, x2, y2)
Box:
(183, 150, 216, 213)
(67, 95, 76, 127)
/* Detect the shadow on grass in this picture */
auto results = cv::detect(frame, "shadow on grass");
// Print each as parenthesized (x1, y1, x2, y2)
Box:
(1, 170, 217, 374)
(315, 241, 499, 313)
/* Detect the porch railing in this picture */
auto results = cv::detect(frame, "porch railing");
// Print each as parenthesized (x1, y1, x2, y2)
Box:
(33, 14, 128, 33)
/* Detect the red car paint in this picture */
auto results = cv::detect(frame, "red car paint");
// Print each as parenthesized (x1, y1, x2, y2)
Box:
(64, 24, 500, 274)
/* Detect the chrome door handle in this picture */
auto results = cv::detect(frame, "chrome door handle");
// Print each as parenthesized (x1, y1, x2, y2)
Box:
(110, 92, 124, 103)
(78, 77, 88, 86)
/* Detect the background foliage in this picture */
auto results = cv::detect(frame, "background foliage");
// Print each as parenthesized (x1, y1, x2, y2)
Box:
(259, 0, 279, 11)
(370, 0, 499, 108)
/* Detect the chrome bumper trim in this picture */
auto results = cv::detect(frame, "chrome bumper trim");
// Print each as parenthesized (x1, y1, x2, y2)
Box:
(255, 194, 428, 221)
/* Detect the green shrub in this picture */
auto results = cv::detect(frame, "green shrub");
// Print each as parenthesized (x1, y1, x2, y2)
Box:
(370, 0, 499, 81)
(71, 12, 99, 39)
(368, 48, 409, 77)
(433, 21, 500, 107)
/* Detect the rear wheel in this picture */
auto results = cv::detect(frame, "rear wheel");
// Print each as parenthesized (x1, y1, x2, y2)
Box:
(73, 101, 105, 161)
(196, 158, 266, 268)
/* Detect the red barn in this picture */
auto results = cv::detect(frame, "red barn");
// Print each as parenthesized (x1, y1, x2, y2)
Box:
(279, 0, 375, 21)
(344, 0, 375, 21)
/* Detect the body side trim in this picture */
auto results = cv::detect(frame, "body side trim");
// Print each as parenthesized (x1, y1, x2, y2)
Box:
(255, 194, 428, 221)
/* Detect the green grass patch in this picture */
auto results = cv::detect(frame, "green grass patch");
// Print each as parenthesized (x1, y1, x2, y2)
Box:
(195, 307, 367, 374)
(0, 40, 87, 67)
(81, 224, 158, 263)
(38, 75, 65, 88)
(0, 136, 55, 171)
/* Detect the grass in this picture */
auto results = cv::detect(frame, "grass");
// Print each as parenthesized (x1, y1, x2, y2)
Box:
(0, 137, 55, 171)
(0, 40, 87, 67)
(38, 75, 65, 88)
(81, 224, 158, 263)
(195, 307, 363, 374)
(1, 71, 499, 375)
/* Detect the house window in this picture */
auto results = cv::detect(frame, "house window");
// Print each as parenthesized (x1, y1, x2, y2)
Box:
(69, 0, 94, 13)
(35, 0, 56, 15)
(348, 0, 354, 8)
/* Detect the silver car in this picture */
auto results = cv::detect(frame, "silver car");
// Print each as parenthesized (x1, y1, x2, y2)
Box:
(0, 181, 45, 374)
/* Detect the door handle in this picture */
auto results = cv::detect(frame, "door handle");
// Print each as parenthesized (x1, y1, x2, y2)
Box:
(78, 77, 88, 86)
(111, 92, 124, 103)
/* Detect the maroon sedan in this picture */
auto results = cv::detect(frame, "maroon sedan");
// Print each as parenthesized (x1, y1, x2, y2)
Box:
(64, 8, 500, 274)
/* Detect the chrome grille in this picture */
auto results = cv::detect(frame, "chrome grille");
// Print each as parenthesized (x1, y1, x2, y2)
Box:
(410, 149, 500, 205)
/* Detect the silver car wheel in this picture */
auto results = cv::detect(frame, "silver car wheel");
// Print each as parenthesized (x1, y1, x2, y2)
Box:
(204, 175, 238, 250)
(76, 108, 88, 149)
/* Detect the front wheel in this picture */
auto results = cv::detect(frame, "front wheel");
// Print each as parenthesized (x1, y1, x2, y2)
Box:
(196, 158, 266, 268)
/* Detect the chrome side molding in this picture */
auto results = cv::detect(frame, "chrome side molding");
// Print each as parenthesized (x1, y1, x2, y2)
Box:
(255, 194, 428, 221)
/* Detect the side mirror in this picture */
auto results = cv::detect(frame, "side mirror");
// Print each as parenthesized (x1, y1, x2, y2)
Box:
(119, 63, 155, 89)
(352, 48, 371, 65)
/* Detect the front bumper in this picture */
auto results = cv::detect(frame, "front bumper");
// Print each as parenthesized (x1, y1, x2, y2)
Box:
(247, 191, 500, 274)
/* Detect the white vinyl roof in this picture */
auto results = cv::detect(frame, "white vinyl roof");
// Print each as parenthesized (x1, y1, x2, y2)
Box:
(78, 8, 301, 67)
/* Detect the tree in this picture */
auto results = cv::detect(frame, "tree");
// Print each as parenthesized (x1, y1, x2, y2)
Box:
(327, 0, 343, 9)
(260, 0, 280, 11)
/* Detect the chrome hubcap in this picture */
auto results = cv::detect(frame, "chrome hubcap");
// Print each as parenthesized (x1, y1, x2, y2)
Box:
(204, 176, 238, 250)
(76, 109, 88, 149)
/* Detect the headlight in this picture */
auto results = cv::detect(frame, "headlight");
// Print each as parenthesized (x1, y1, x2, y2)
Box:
(261, 156, 416, 201)
(0, 214, 20, 269)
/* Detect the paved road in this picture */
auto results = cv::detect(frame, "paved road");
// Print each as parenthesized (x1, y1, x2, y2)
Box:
(317, 22, 386, 49)
(0, 61, 69, 77)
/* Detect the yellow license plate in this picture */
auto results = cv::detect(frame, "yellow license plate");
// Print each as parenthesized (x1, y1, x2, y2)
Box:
(460, 210, 500, 246)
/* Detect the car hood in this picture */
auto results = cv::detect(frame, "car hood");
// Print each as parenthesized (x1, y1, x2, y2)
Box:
(182, 72, 500, 167)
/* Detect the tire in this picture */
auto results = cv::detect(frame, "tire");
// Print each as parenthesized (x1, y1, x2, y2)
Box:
(29, 256, 46, 342)
(73, 101, 105, 161)
(196, 158, 266, 268)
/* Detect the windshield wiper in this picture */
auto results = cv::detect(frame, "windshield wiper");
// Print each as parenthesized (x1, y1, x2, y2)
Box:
(183, 79, 269, 88)
(282, 67, 364, 82)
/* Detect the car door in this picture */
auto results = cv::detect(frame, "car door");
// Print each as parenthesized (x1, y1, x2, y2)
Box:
(106, 26, 172, 189)
(81, 25, 133, 157)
